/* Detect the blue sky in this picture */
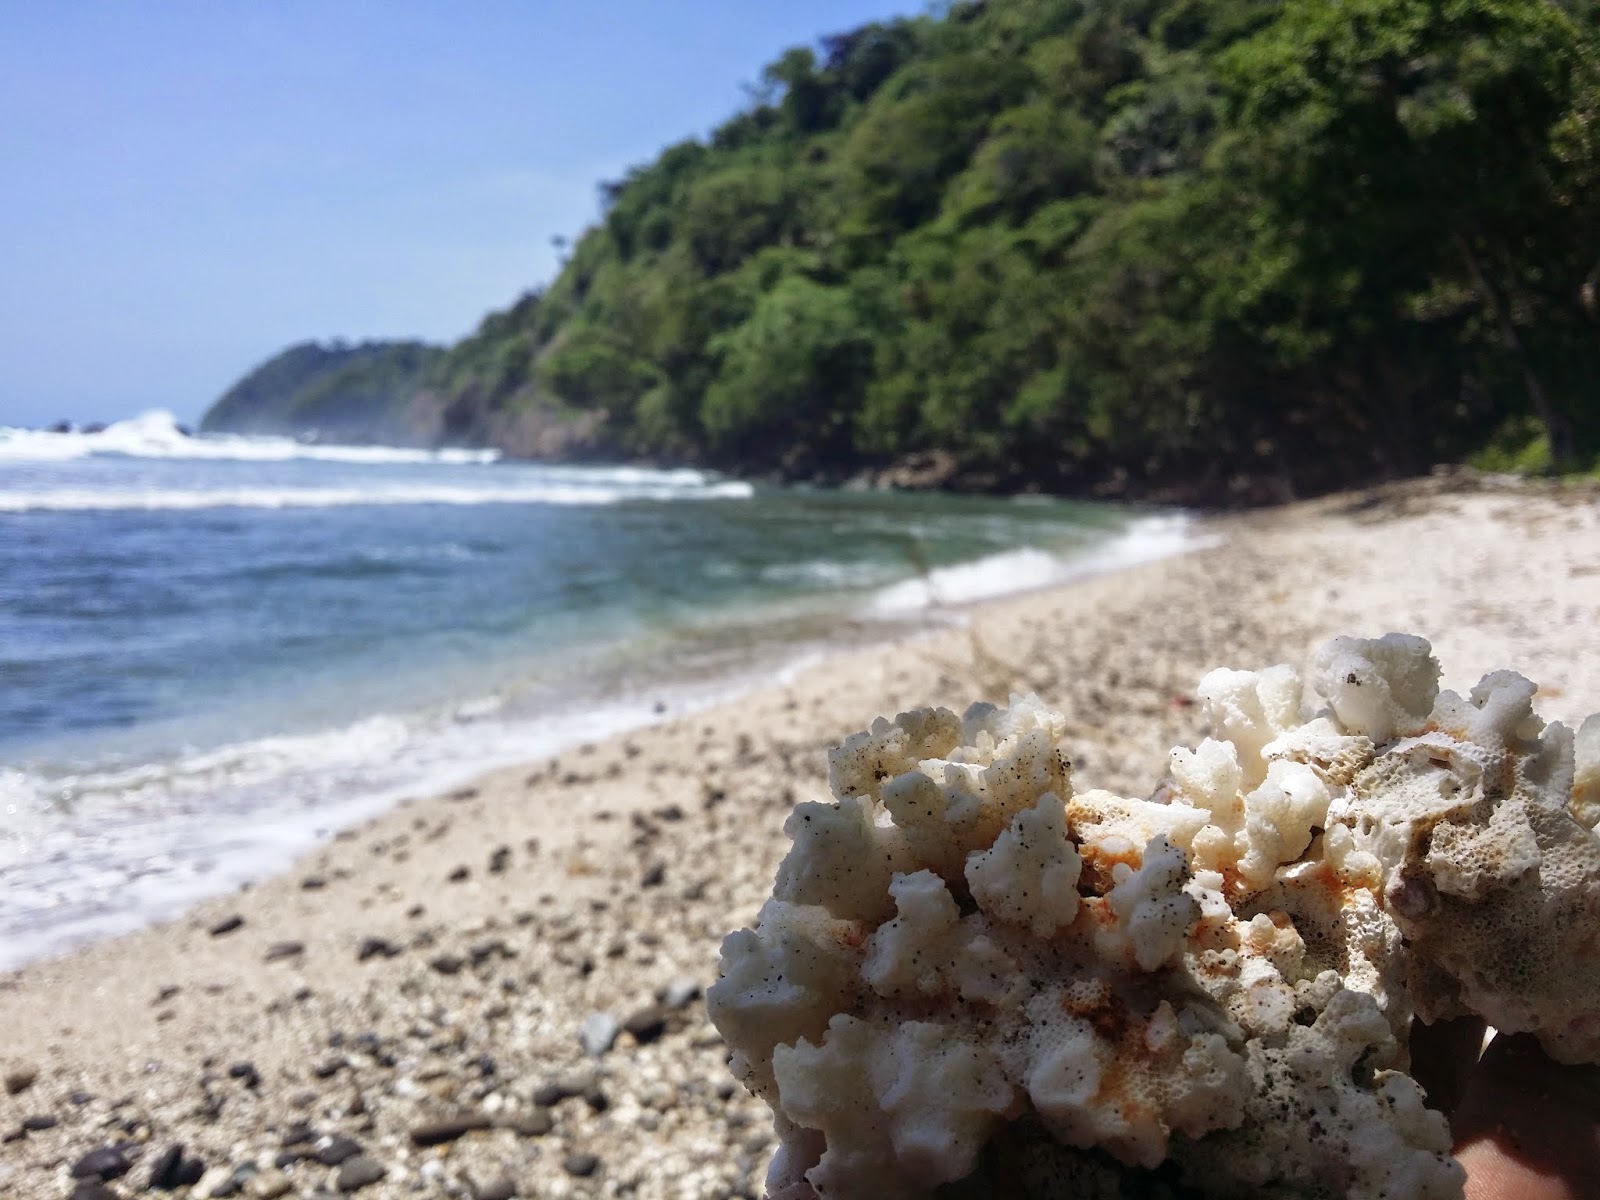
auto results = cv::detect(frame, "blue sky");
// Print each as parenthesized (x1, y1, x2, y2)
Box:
(0, 1, 922, 427)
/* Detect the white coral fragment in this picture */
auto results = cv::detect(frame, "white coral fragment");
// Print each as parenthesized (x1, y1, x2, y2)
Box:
(712, 637, 1599, 1198)
(965, 792, 1081, 937)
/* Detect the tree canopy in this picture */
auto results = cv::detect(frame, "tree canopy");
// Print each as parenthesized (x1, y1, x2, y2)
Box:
(205, 0, 1600, 501)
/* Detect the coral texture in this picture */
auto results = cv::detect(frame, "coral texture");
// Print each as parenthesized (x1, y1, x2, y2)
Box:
(708, 635, 1600, 1199)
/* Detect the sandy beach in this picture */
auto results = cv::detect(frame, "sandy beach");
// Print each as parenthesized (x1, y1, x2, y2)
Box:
(3, 474, 1597, 1200)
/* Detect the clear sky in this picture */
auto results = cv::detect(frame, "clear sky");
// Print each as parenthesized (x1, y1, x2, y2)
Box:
(0, 1, 922, 428)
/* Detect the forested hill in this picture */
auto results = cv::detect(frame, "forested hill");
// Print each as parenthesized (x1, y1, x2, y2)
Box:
(204, 0, 1600, 503)
(201, 340, 444, 444)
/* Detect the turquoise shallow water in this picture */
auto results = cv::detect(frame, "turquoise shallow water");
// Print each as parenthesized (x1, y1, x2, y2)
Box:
(0, 413, 1195, 967)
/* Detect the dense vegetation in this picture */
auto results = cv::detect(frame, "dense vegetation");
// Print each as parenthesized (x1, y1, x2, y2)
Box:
(205, 0, 1600, 502)
(201, 340, 444, 443)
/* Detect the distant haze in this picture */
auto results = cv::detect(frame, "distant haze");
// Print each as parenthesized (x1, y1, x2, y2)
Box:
(0, 1, 918, 428)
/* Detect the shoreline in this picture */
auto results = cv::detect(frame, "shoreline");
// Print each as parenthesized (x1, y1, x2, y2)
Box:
(0, 508, 1200, 975)
(2, 478, 1597, 1199)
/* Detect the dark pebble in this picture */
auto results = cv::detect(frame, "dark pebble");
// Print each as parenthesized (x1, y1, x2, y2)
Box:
(147, 1142, 205, 1190)
(562, 1153, 600, 1178)
(2, 1128, 24, 1144)
(496, 1108, 552, 1137)
(408, 1113, 492, 1147)
(207, 1164, 256, 1197)
(487, 845, 511, 874)
(356, 936, 401, 962)
(300, 875, 327, 890)
(335, 1154, 387, 1192)
(280, 1121, 316, 1146)
(314, 1133, 365, 1166)
(428, 953, 464, 976)
(71, 1145, 131, 1180)
(21, 1113, 58, 1130)
(263, 941, 304, 962)
(227, 1061, 260, 1089)
(622, 1004, 669, 1045)
(446, 864, 470, 883)
(208, 914, 244, 936)
(639, 860, 667, 888)
(70, 1183, 122, 1200)
(69, 1090, 94, 1105)
(311, 1056, 345, 1080)
(531, 1080, 570, 1107)
(4, 1064, 38, 1095)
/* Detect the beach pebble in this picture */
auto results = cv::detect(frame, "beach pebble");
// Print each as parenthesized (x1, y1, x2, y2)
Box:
(469, 1174, 518, 1200)
(496, 1108, 552, 1137)
(447, 864, 471, 882)
(562, 1153, 601, 1178)
(355, 935, 400, 961)
(21, 1113, 58, 1130)
(639, 860, 667, 888)
(4, 1063, 38, 1094)
(622, 1004, 669, 1045)
(205, 1164, 256, 1197)
(71, 1145, 131, 1180)
(146, 1142, 205, 1190)
(70, 1183, 122, 1200)
(300, 875, 326, 890)
(262, 940, 304, 962)
(580, 1012, 619, 1057)
(661, 977, 701, 1009)
(247, 1168, 292, 1199)
(208, 914, 244, 936)
(314, 1133, 364, 1165)
(228, 1061, 260, 1089)
(428, 952, 464, 975)
(334, 1155, 387, 1192)
(408, 1112, 491, 1146)
(488, 845, 511, 873)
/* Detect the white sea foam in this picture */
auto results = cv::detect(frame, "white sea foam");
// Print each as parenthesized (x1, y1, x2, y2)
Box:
(0, 409, 501, 464)
(0, 479, 755, 512)
(867, 514, 1211, 616)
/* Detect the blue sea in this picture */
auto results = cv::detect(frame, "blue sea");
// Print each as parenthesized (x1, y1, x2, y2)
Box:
(0, 411, 1197, 968)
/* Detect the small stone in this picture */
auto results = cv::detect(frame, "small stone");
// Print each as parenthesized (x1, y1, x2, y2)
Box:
(71, 1146, 131, 1180)
(314, 1133, 364, 1165)
(21, 1113, 58, 1130)
(147, 1143, 205, 1190)
(70, 1183, 121, 1200)
(579, 1012, 618, 1057)
(562, 1152, 600, 1178)
(446, 864, 470, 883)
(311, 1056, 345, 1079)
(247, 1168, 292, 1199)
(496, 1107, 552, 1137)
(639, 860, 667, 888)
(280, 1121, 316, 1146)
(228, 1061, 260, 1089)
(470, 1175, 517, 1200)
(428, 953, 464, 976)
(209, 914, 244, 936)
(335, 1155, 387, 1192)
(582, 1085, 609, 1113)
(3, 1063, 38, 1094)
(263, 941, 304, 962)
(69, 1090, 94, 1105)
(408, 1112, 492, 1146)
(300, 875, 327, 890)
(661, 978, 701, 1009)
(622, 1004, 669, 1045)
(356, 936, 400, 962)
(207, 1163, 256, 1197)
(488, 845, 511, 874)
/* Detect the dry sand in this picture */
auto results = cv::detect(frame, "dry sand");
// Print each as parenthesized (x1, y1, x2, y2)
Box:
(1, 475, 1596, 1199)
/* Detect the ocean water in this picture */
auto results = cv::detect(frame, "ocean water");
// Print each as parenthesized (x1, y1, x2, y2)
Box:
(0, 411, 1197, 968)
